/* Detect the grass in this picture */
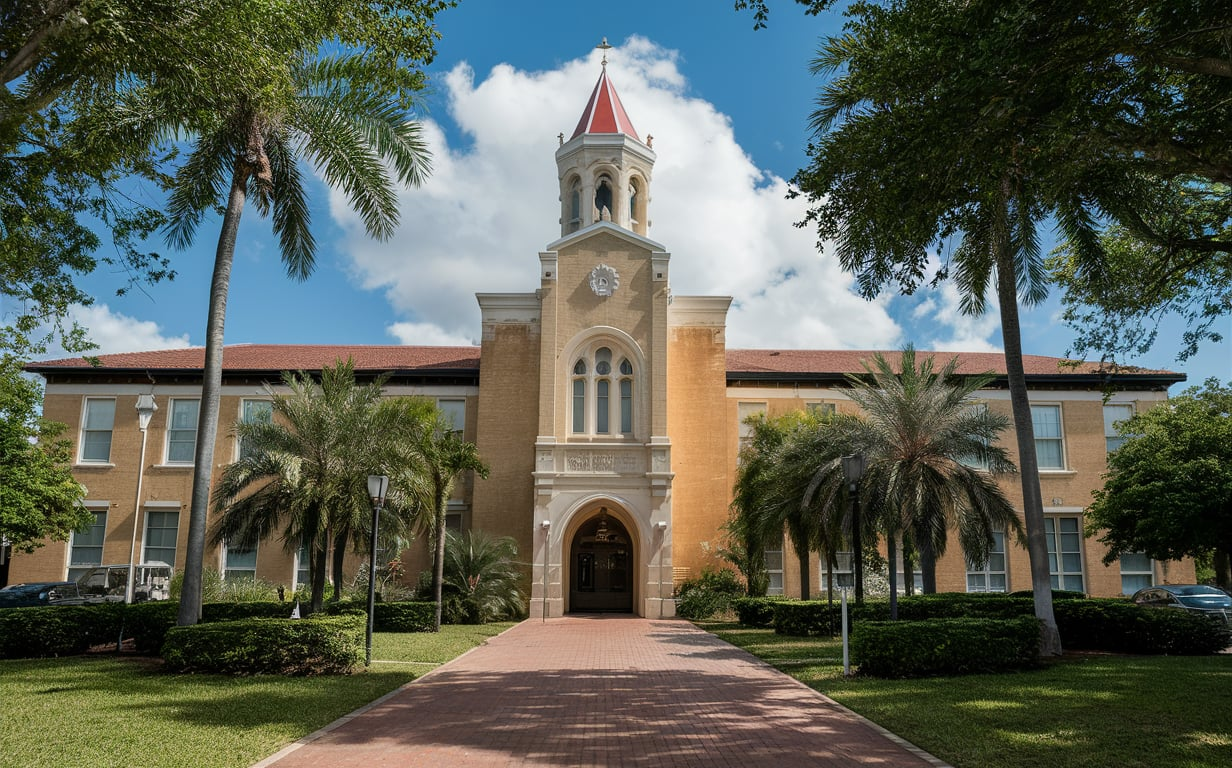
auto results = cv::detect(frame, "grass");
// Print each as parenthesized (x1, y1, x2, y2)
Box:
(0, 623, 514, 768)
(700, 621, 1232, 768)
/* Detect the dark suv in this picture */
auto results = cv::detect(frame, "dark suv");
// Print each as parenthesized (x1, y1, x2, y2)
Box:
(0, 582, 86, 608)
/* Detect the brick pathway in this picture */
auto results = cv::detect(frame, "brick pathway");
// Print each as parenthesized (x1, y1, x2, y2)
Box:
(254, 616, 949, 767)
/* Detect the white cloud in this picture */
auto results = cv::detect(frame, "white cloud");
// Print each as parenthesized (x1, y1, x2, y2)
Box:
(386, 321, 476, 347)
(64, 304, 192, 356)
(331, 38, 943, 352)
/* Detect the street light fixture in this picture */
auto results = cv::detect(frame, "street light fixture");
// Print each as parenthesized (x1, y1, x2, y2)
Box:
(840, 454, 866, 604)
(365, 474, 389, 666)
(125, 394, 158, 605)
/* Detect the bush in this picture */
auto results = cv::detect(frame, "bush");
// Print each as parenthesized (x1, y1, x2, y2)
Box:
(733, 596, 791, 628)
(162, 614, 364, 674)
(373, 601, 435, 632)
(122, 601, 180, 653)
(0, 604, 122, 658)
(1008, 589, 1087, 600)
(773, 599, 890, 636)
(675, 568, 744, 620)
(1056, 600, 1230, 655)
(852, 617, 1041, 677)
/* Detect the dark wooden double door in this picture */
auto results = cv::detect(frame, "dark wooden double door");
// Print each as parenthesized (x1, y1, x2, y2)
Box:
(570, 515, 633, 613)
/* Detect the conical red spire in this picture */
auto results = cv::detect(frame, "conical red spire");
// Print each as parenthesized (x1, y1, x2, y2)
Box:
(570, 68, 640, 141)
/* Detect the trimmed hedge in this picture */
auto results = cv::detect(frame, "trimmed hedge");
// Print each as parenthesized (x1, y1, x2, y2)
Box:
(1056, 600, 1230, 655)
(733, 596, 792, 628)
(373, 601, 435, 632)
(0, 604, 123, 658)
(852, 616, 1041, 677)
(162, 614, 364, 675)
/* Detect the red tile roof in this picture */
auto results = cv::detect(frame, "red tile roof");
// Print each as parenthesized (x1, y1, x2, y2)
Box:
(570, 68, 640, 141)
(725, 349, 1176, 377)
(29, 345, 481, 373)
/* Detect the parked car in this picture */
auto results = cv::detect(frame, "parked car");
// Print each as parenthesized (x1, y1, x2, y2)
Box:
(1131, 584, 1232, 625)
(75, 562, 173, 602)
(0, 582, 87, 608)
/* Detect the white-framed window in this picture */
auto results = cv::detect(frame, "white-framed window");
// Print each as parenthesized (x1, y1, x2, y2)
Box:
(295, 539, 311, 590)
(806, 401, 836, 417)
(1031, 404, 1065, 470)
(959, 402, 991, 470)
(765, 535, 784, 596)
(446, 500, 467, 533)
(223, 542, 257, 580)
(1045, 516, 1084, 592)
(80, 398, 116, 463)
(142, 509, 179, 565)
(966, 529, 1008, 592)
(238, 399, 273, 460)
(1119, 552, 1154, 595)
(819, 552, 854, 591)
(437, 398, 466, 435)
(569, 344, 636, 437)
(68, 507, 107, 580)
(737, 401, 767, 455)
(1104, 403, 1134, 454)
(165, 398, 199, 464)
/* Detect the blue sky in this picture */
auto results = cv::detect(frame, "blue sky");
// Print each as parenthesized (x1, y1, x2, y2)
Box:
(65, 0, 1230, 387)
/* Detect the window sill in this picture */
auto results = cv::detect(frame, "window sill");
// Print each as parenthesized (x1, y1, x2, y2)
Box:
(153, 463, 194, 470)
(74, 462, 115, 469)
(1038, 469, 1077, 477)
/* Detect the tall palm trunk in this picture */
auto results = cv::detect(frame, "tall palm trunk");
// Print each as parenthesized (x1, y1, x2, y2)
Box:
(178, 156, 248, 627)
(311, 540, 328, 613)
(331, 529, 347, 602)
(917, 535, 938, 594)
(432, 479, 449, 632)
(887, 531, 899, 620)
(797, 548, 810, 601)
(993, 184, 1062, 656)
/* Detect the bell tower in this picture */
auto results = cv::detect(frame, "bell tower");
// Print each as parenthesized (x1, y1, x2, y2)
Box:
(556, 47, 655, 237)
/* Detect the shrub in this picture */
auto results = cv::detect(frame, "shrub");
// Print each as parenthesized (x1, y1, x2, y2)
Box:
(441, 530, 527, 623)
(170, 568, 281, 603)
(675, 568, 745, 620)
(1056, 600, 1230, 655)
(733, 596, 791, 628)
(121, 601, 180, 653)
(162, 614, 364, 674)
(852, 617, 1041, 677)
(1009, 589, 1087, 600)
(0, 604, 122, 658)
(773, 599, 889, 636)
(373, 601, 435, 632)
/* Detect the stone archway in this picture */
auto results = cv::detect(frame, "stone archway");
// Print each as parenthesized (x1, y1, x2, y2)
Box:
(569, 508, 634, 613)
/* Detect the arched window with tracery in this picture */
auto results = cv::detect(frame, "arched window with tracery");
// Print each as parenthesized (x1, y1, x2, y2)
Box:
(567, 178, 582, 233)
(570, 343, 635, 437)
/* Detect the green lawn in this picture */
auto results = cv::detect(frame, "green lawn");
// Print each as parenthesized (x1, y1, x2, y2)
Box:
(702, 621, 1232, 768)
(0, 623, 514, 768)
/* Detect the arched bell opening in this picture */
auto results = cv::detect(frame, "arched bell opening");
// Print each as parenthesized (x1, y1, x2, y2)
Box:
(568, 506, 636, 613)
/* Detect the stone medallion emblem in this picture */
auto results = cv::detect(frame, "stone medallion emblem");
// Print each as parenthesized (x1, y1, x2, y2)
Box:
(588, 264, 620, 297)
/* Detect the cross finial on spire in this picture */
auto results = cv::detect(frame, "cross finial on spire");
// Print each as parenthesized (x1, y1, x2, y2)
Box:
(597, 37, 612, 68)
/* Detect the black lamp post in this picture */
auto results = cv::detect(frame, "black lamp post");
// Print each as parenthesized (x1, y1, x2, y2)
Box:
(841, 454, 866, 604)
(365, 474, 389, 666)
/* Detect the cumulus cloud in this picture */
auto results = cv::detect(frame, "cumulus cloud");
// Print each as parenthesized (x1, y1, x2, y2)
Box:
(331, 38, 992, 353)
(60, 304, 192, 357)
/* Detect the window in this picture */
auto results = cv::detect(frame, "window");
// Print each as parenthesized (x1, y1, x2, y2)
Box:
(80, 398, 116, 462)
(295, 539, 311, 590)
(142, 510, 179, 565)
(446, 501, 467, 532)
(165, 399, 199, 464)
(568, 179, 582, 232)
(819, 552, 854, 591)
(437, 398, 466, 435)
(239, 399, 273, 460)
(570, 345, 635, 437)
(959, 403, 991, 470)
(224, 542, 257, 580)
(1045, 517, 1084, 592)
(737, 402, 767, 455)
(1031, 404, 1065, 469)
(1104, 404, 1134, 454)
(595, 176, 613, 220)
(806, 402, 836, 417)
(68, 508, 107, 581)
(765, 536, 784, 596)
(966, 529, 1008, 592)
(1120, 552, 1154, 595)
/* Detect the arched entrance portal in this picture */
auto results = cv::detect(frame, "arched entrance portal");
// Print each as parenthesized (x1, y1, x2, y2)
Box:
(569, 508, 634, 613)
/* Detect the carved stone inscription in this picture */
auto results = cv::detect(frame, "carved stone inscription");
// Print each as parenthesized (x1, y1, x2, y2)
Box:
(565, 450, 641, 474)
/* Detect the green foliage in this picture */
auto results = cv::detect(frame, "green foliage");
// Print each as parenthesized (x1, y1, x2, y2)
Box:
(732, 596, 792, 628)
(0, 604, 122, 658)
(162, 613, 364, 675)
(0, 357, 89, 551)
(853, 617, 1041, 677)
(1055, 600, 1231, 656)
(372, 602, 435, 633)
(1085, 380, 1232, 586)
(675, 568, 745, 620)
(120, 601, 181, 653)
(438, 530, 524, 624)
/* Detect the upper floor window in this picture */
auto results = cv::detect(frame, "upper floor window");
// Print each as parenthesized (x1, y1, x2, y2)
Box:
(570, 345, 635, 437)
(806, 401, 836, 417)
(737, 402, 766, 455)
(959, 403, 991, 470)
(567, 179, 582, 233)
(438, 398, 466, 435)
(239, 399, 273, 460)
(80, 398, 116, 463)
(165, 398, 199, 464)
(1104, 404, 1134, 454)
(1031, 404, 1065, 470)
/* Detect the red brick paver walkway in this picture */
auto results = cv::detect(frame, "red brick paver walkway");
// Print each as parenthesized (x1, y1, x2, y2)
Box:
(254, 616, 949, 767)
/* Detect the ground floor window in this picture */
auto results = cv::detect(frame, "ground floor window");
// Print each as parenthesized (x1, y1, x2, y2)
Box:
(68, 508, 107, 581)
(1045, 517, 1085, 592)
(142, 509, 179, 566)
(966, 529, 1008, 592)
(764, 536, 784, 596)
(819, 552, 854, 591)
(224, 542, 257, 580)
(295, 540, 311, 590)
(1119, 552, 1154, 595)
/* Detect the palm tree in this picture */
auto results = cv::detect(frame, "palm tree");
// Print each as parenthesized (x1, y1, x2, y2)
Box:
(169, 53, 432, 626)
(208, 360, 397, 614)
(441, 530, 526, 624)
(382, 398, 489, 631)
(845, 348, 1024, 618)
